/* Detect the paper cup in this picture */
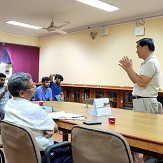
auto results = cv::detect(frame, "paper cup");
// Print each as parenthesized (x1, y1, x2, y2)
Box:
(108, 116, 116, 125)
(38, 101, 44, 106)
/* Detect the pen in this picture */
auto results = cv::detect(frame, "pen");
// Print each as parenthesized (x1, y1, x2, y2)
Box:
(71, 116, 85, 118)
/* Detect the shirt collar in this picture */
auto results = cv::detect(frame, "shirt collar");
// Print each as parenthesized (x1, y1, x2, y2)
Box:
(141, 54, 156, 65)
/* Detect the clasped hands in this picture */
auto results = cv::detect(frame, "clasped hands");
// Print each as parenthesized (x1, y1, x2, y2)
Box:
(44, 130, 54, 138)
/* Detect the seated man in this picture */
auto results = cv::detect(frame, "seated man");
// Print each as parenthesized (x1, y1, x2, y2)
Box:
(49, 74, 64, 101)
(4, 72, 72, 163)
(0, 73, 10, 118)
(34, 77, 52, 101)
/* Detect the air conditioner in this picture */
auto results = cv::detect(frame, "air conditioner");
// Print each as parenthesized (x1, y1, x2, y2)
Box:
(0, 64, 12, 78)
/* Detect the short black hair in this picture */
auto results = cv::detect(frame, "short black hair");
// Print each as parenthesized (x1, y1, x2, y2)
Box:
(55, 74, 63, 81)
(136, 38, 155, 52)
(0, 73, 6, 78)
(42, 77, 50, 82)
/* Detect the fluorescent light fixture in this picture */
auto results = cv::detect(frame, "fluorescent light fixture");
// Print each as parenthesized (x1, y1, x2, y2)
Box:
(76, 0, 119, 12)
(6, 20, 42, 30)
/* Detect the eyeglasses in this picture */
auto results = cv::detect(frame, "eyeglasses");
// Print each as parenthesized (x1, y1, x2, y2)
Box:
(26, 84, 36, 89)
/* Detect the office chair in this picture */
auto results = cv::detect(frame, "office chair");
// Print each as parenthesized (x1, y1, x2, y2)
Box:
(84, 98, 111, 108)
(0, 115, 6, 163)
(158, 101, 163, 114)
(1, 120, 71, 163)
(71, 125, 133, 163)
(0, 135, 5, 163)
(83, 98, 94, 108)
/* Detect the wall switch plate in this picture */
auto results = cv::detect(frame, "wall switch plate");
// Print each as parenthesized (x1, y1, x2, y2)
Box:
(135, 26, 145, 36)
(99, 27, 108, 36)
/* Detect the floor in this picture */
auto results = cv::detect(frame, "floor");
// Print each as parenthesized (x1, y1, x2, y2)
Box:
(53, 131, 144, 163)
(53, 131, 71, 142)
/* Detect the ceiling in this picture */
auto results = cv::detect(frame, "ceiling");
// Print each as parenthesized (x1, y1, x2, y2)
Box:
(1, 0, 163, 38)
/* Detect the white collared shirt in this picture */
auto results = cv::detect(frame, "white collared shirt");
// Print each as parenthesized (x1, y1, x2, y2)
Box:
(4, 97, 55, 151)
(133, 54, 161, 97)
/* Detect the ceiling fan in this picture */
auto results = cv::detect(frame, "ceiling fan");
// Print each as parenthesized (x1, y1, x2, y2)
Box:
(42, 17, 70, 34)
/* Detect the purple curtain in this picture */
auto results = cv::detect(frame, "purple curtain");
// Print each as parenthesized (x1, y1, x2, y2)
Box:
(0, 43, 40, 82)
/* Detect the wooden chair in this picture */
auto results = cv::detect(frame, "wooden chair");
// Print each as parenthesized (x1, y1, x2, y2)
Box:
(1, 120, 71, 163)
(71, 125, 133, 163)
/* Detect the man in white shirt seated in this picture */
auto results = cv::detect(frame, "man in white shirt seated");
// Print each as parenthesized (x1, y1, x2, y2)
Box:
(4, 72, 72, 163)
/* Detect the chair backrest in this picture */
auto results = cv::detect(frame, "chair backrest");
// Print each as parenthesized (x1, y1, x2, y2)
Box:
(83, 98, 94, 108)
(0, 135, 5, 163)
(84, 98, 94, 105)
(158, 101, 163, 114)
(71, 125, 133, 163)
(1, 120, 41, 163)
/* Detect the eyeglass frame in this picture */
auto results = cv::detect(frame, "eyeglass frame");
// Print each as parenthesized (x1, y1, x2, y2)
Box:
(26, 83, 36, 89)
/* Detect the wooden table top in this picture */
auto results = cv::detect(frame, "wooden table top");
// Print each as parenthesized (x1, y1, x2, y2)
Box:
(37, 101, 163, 156)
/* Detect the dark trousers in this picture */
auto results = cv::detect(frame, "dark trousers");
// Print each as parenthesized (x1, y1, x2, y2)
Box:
(41, 142, 73, 163)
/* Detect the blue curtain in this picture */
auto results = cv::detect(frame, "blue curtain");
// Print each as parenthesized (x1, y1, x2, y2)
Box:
(1, 45, 11, 64)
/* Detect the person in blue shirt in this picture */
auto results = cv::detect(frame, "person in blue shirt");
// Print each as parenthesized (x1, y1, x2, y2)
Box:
(34, 77, 52, 101)
(0, 73, 11, 119)
(49, 74, 64, 101)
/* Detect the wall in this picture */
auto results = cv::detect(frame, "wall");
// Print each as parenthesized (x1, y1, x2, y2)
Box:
(0, 32, 40, 47)
(39, 17, 163, 87)
(1, 17, 163, 88)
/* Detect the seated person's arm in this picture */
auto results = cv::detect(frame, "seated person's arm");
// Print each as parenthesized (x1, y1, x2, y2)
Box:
(0, 86, 8, 99)
(38, 98, 43, 101)
(9, 94, 12, 99)
(60, 92, 64, 101)
(49, 89, 53, 101)
(44, 123, 58, 138)
(34, 89, 43, 101)
(49, 74, 56, 82)
(44, 130, 54, 138)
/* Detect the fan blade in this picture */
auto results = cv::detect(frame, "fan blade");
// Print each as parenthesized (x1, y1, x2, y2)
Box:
(55, 29, 67, 34)
(45, 27, 57, 32)
(56, 21, 70, 28)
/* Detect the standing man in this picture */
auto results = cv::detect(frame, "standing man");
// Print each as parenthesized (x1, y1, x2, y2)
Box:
(49, 74, 64, 101)
(119, 38, 161, 162)
(119, 38, 161, 113)
(34, 77, 52, 101)
(0, 73, 10, 118)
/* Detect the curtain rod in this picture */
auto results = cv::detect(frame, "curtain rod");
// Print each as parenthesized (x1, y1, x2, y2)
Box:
(0, 41, 40, 48)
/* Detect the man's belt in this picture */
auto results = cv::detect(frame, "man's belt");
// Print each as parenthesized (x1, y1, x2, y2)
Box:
(132, 96, 156, 99)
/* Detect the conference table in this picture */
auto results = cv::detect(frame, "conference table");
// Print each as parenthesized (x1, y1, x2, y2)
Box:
(40, 101, 163, 158)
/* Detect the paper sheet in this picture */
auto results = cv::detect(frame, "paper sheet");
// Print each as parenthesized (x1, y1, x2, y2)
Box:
(48, 111, 86, 120)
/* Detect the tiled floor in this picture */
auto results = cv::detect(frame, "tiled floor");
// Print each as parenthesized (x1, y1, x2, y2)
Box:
(53, 131, 71, 142)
